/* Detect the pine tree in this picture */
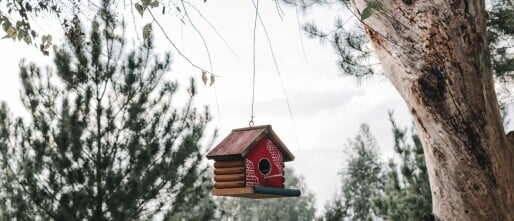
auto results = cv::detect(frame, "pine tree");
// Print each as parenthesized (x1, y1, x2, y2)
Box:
(487, 0, 514, 80)
(164, 171, 217, 221)
(0, 1, 215, 220)
(217, 168, 316, 221)
(321, 124, 382, 221)
(320, 195, 344, 221)
(374, 112, 432, 221)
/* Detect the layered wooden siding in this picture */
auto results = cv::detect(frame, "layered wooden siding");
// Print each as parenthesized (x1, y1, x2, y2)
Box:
(213, 160, 245, 189)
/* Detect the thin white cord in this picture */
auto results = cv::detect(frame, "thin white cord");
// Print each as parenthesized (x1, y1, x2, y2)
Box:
(249, 0, 301, 149)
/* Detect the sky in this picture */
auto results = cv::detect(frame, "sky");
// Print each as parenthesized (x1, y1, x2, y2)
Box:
(0, 0, 414, 213)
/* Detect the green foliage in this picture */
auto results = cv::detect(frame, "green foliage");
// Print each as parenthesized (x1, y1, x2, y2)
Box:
(201, 71, 215, 86)
(321, 124, 383, 221)
(134, 0, 161, 16)
(488, 0, 514, 80)
(0, 0, 163, 54)
(360, 1, 384, 21)
(288, 0, 514, 80)
(217, 168, 316, 221)
(0, 0, 206, 55)
(0, 1, 214, 220)
(339, 124, 383, 221)
(143, 23, 153, 40)
(320, 196, 345, 221)
(0, 0, 60, 53)
(164, 170, 217, 221)
(321, 120, 432, 221)
(374, 112, 432, 221)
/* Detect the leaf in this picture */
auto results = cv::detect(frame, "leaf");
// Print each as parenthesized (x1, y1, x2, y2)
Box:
(143, 23, 152, 40)
(23, 34, 32, 44)
(142, 0, 151, 8)
(360, 0, 384, 21)
(210, 75, 215, 86)
(361, 7, 374, 20)
(42, 34, 52, 49)
(6, 26, 16, 40)
(135, 3, 144, 16)
(150, 0, 159, 8)
(17, 29, 26, 41)
(201, 71, 207, 86)
(368, 1, 384, 11)
(1, 17, 11, 32)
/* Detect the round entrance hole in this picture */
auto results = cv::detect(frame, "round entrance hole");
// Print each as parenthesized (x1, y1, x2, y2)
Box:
(258, 158, 272, 175)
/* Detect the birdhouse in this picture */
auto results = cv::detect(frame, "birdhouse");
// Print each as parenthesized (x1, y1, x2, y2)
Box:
(206, 125, 301, 198)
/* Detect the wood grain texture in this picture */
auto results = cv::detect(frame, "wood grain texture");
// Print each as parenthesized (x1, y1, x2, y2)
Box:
(213, 181, 245, 189)
(349, 0, 514, 220)
(214, 161, 244, 168)
(214, 174, 245, 182)
(206, 125, 295, 162)
(214, 167, 245, 175)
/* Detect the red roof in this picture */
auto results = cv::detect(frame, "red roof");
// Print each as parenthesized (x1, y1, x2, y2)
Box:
(206, 125, 295, 162)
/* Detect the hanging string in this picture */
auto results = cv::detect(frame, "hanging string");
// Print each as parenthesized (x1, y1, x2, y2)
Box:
(250, 0, 301, 150)
(249, 0, 260, 127)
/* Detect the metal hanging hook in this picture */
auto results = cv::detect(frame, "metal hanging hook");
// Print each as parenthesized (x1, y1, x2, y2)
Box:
(249, 116, 255, 127)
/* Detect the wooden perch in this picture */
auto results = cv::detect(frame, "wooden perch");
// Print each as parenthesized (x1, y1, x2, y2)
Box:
(212, 186, 301, 198)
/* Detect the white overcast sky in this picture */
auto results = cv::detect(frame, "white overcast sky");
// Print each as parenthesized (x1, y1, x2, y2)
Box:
(0, 0, 417, 213)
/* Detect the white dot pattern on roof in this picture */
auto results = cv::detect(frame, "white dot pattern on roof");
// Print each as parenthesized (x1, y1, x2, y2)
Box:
(266, 140, 284, 174)
(245, 159, 260, 186)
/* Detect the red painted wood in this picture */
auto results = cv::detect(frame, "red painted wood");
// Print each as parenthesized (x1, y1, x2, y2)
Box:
(245, 138, 284, 188)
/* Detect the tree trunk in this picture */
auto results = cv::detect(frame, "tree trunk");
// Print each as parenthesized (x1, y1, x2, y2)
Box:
(350, 0, 514, 220)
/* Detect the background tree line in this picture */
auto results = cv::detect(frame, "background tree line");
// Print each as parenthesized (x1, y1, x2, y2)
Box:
(321, 114, 431, 221)
(0, 2, 431, 218)
(2, 0, 514, 220)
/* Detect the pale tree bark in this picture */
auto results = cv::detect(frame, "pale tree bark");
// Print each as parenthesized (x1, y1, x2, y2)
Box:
(349, 0, 514, 220)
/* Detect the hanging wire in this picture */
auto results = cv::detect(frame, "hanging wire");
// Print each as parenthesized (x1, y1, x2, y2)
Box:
(249, 0, 260, 127)
(213, 84, 223, 132)
(294, 3, 309, 62)
(250, 0, 301, 149)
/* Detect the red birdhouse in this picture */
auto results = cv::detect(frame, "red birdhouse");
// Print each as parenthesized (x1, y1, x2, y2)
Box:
(206, 125, 301, 198)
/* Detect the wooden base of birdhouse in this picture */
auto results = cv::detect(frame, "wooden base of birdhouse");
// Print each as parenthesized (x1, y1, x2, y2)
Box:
(212, 186, 301, 199)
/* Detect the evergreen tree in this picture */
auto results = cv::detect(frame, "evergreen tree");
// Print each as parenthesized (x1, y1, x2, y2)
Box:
(217, 168, 316, 221)
(374, 113, 432, 221)
(0, 1, 215, 220)
(487, 0, 514, 80)
(164, 171, 217, 221)
(321, 124, 382, 221)
(320, 195, 344, 221)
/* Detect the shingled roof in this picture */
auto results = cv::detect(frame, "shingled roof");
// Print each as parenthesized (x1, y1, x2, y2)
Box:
(206, 125, 295, 162)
